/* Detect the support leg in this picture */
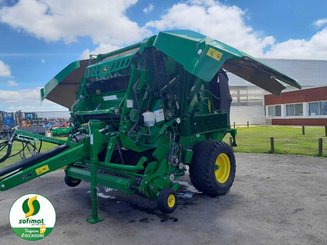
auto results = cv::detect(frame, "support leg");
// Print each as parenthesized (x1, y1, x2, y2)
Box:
(86, 171, 103, 224)
(86, 122, 103, 224)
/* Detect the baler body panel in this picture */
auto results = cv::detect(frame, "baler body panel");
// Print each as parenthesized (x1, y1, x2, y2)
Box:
(42, 30, 300, 109)
(153, 30, 301, 94)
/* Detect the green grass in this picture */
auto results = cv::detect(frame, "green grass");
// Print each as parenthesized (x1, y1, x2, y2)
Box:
(0, 140, 59, 169)
(225, 126, 327, 157)
(1, 126, 326, 171)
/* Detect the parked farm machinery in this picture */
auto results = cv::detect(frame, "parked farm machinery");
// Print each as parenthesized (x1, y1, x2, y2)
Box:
(0, 30, 300, 223)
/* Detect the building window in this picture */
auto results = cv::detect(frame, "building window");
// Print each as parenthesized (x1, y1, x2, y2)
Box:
(267, 105, 281, 117)
(309, 101, 327, 116)
(230, 86, 264, 106)
(286, 103, 303, 116)
(309, 102, 319, 116)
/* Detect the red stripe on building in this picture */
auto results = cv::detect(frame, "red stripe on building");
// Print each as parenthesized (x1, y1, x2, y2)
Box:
(272, 118, 327, 126)
(265, 86, 327, 105)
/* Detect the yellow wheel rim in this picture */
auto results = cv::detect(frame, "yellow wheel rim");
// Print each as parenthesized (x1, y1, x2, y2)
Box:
(215, 153, 231, 184)
(167, 194, 176, 208)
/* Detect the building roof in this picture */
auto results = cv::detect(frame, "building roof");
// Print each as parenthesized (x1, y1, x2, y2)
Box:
(228, 58, 327, 88)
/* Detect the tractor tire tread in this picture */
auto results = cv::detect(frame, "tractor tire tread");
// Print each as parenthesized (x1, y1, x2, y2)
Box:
(189, 140, 236, 197)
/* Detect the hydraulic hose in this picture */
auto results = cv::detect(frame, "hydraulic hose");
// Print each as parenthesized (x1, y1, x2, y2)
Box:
(0, 129, 16, 163)
(0, 141, 12, 163)
(0, 144, 68, 178)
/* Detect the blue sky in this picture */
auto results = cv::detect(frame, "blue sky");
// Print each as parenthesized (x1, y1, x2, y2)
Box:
(0, 0, 327, 111)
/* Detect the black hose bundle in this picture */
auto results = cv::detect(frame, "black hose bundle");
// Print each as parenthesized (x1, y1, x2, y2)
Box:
(0, 140, 12, 163)
(0, 129, 44, 163)
(0, 129, 16, 163)
(0, 144, 67, 177)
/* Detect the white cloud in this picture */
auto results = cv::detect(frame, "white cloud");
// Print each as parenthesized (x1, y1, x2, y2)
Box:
(143, 3, 154, 13)
(0, 60, 11, 77)
(7, 80, 18, 87)
(264, 28, 327, 59)
(80, 43, 120, 59)
(314, 18, 327, 28)
(145, 0, 327, 60)
(0, 88, 67, 111)
(0, 0, 147, 46)
(145, 0, 275, 56)
(1, 0, 327, 64)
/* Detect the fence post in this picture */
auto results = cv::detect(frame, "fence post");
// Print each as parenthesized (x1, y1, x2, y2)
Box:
(325, 126, 327, 137)
(270, 137, 275, 153)
(318, 138, 323, 156)
(229, 137, 233, 148)
(233, 122, 236, 128)
(302, 125, 305, 135)
(247, 121, 249, 127)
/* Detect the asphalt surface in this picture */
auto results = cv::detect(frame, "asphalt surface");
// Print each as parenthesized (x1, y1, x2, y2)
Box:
(0, 153, 326, 245)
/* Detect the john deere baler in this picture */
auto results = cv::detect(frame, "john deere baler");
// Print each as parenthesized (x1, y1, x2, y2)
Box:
(0, 30, 300, 223)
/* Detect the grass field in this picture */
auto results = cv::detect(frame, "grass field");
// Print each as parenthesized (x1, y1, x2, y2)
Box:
(1, 126, 326, 170)
(0, 140, 57, 169)
(225, 126, 327, 157)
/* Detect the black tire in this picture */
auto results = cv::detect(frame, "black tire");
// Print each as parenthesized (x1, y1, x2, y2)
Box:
(189, 140, 236, 197)
(158, 188, 177, 214)
(65, 175, 81, 187)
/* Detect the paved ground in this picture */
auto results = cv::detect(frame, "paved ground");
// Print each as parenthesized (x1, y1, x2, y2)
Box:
(0, 153, 326, 245)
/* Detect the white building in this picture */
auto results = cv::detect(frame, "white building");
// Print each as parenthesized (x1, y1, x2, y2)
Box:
(229, 58, 327, 126)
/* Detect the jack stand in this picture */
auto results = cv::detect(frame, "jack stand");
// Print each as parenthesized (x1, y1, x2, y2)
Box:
(86, 183, 103, 224)
(86, 122, 104, 224)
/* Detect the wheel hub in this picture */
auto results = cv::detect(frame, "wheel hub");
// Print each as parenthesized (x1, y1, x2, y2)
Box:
(215, 153, 231, 184)
(167, 194, 176, 208)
